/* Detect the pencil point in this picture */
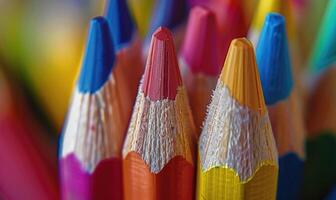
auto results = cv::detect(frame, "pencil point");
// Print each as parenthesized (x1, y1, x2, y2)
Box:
(256, 13, 293, 105)
(105, 0, 135, 51)
(78, 17, 115, 93)
(142, 27, 182, 100)
(220, 38, 266, 114)
(181, 6, 221, 76)
(149, 0, 187, 32)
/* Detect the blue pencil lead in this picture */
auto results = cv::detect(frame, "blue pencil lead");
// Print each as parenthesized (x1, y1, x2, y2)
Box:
(78, 16, 115, 93)
(256, 13, 293, 105)
(105, 0, 135, 51)
(149, 0, 188, 32)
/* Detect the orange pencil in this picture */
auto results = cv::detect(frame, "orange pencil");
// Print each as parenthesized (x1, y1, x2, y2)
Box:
(122, 27, 196, 200)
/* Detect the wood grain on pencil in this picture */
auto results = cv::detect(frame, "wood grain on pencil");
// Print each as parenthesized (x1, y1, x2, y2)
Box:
(123, 27, 196, 200)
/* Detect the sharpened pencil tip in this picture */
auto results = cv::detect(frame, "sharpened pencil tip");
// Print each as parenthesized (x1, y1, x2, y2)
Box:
(256, 13, 293, 105)
(142, 27, 182, 100)
(220, 37, 266, 114)
(78, 16, 115, 93)
(181, 6, 221, 76)
(105, 0, 135, 51)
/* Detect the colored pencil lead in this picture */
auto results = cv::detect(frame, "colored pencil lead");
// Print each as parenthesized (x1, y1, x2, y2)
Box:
(256, 13, 293, 105)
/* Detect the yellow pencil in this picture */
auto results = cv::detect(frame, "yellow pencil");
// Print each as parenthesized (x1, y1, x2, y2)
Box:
(197, 38, 278, 200)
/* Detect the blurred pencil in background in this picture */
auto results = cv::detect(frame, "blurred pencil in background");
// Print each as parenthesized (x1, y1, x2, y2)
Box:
(105, 0, 143, 124)
(123, 27, 196, 200)
(127, 0, 155, 37)
(248, 0, 295, 47)
(0, 0, 105, 131)
(209, 0, 248, 62)
(256, 13, 305, 200)
(197, 38, 278, 199)
(179, 6, 221, 135)
(308, 0, 336, 73)
(302, 66, 336, 200)
(298, 0, 329, 62)
(143, 0, 188, 58)
(60, 17, 125, 200)
(0, 68, 58, 200)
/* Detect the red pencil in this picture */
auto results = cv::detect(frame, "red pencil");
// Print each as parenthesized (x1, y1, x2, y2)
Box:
(123, 27, 196, 200)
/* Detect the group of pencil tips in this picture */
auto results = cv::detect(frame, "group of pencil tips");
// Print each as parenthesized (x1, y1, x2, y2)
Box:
(1, 0, 336, 200)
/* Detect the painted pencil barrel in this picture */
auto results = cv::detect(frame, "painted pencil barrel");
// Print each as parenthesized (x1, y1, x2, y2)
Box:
(277, 153, 303, 200)
(197, 165, 278, 199)
(123, 153, 194, 200)
(61, 155, 123, 200)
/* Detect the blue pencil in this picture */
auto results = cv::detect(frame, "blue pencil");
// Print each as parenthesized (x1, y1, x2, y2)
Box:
(256, 13, 305, 200)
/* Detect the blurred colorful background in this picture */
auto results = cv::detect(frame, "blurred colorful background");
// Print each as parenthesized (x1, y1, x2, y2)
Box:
(0, 0, 335, 199)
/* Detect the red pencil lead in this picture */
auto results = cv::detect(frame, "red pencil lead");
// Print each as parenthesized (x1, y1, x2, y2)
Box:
(142, 27, 182, 101)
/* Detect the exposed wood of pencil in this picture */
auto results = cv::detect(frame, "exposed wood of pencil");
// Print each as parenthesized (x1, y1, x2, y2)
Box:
(122, 27, 196, 200)
(60, 17, 125, 200)
(197, 38, 278, 200)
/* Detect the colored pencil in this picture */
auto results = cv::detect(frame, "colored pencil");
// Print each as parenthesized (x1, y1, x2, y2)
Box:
(297, 0, 329, 62)
(256, 13, 305, 200)
(179, 6, 221, 135)
(126, 0, 155, 37)
(148, 0, 187, 33)
(248, 0, 306, 76)
(122, 27, 196, 200)
(143, 0, 188, 58)
(209, 0, 248, 60)
(308, 0, 336, 73)
(60, 17, 125, 200)
(242, 0, 259, 25)
(0, 69, 59, 200)
(248, 0, 296, 47)
(197, 38, 278, 199)
(302, 66, 336, 199)
(105, 0, 144, 123)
